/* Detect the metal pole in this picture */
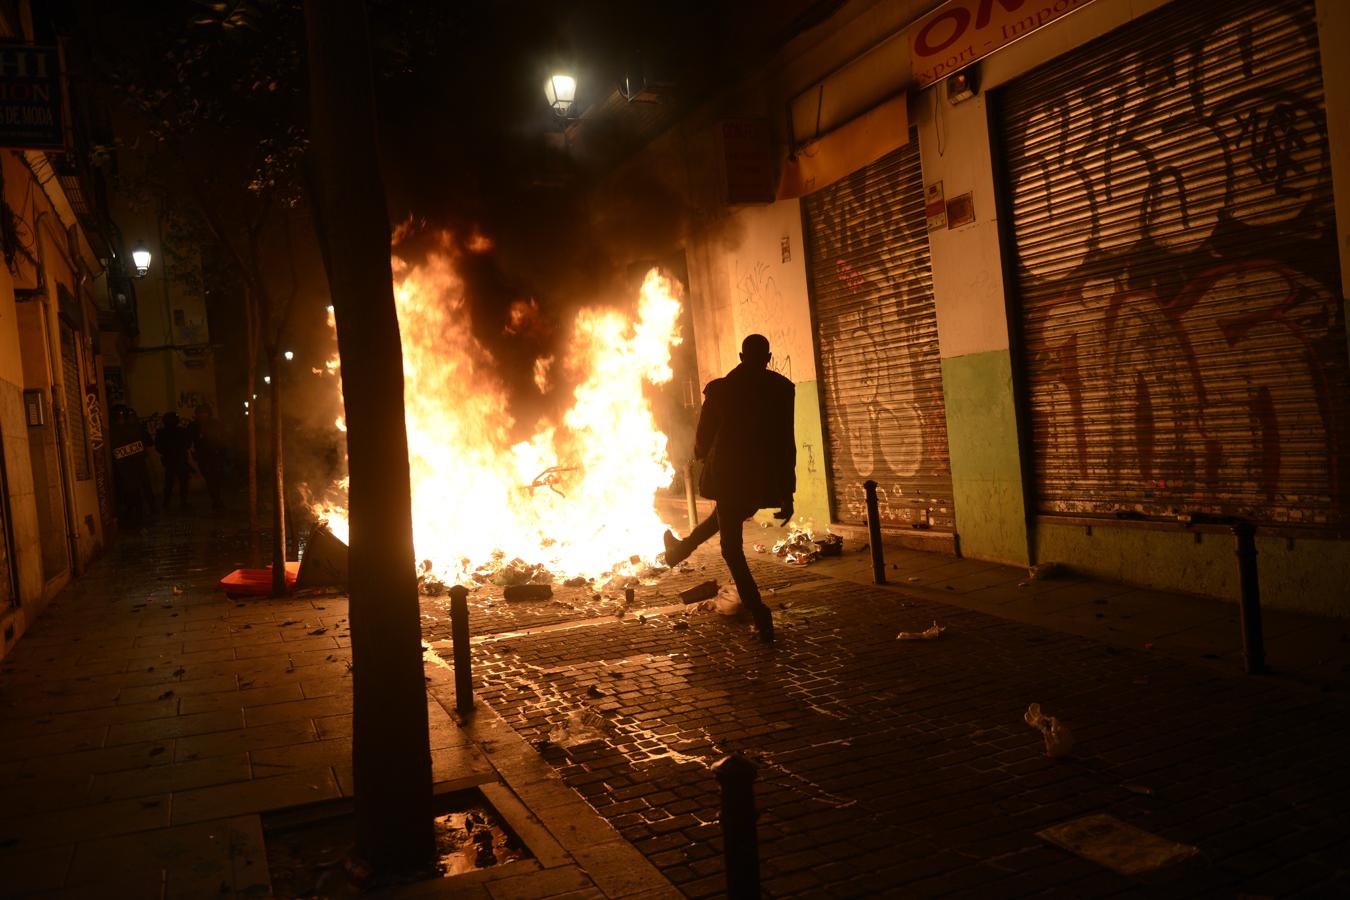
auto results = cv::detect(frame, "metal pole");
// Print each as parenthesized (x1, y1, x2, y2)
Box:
(1231, 523, 1266, 675)
(713, 753, 760, 899)
(685, 458, 699, 531)
(449, 585, 474, 712)
(864, 479, 886, 584)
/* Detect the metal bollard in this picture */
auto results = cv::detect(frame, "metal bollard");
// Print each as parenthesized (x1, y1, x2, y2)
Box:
(863, 479, 886, 584)
(1231, 523, 1266, 675)
(449, 585, 474, 713)
(713, 753, 760, 899)
(685, 458, 699, 531)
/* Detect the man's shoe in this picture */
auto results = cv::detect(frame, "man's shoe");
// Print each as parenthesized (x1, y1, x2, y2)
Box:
(662, 530, 688, 566)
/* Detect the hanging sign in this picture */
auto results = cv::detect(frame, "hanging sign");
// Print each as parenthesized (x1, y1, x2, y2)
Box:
(910, 0, 1096, 87)
(0, 45, 65, 150)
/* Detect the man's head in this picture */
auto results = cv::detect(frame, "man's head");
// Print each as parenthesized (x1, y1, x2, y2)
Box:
(740, 334, 772, 369)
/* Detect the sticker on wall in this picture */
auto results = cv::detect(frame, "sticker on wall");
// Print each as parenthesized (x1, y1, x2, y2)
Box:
(925, 181, 947, 232)
(946, 192, 975, 229)
(780, 235, 791, 263)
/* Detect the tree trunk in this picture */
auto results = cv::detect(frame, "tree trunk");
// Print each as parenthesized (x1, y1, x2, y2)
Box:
(303, 0, 434, 878)
(270, 355, 287, 597)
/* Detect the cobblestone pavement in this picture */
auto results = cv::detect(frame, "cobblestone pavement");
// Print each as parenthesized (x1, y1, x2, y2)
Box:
(448, 539, 1350, 898)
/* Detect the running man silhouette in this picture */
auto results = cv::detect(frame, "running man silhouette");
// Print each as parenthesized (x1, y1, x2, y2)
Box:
(663, 334, 795, 644)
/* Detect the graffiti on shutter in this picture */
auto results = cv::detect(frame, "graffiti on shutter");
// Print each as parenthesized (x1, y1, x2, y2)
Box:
(1002, 0, 1348, 527)
(805, 142, 955, 528)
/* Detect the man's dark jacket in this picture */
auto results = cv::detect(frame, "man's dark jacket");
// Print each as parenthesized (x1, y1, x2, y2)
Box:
(695, 363, 795, 509)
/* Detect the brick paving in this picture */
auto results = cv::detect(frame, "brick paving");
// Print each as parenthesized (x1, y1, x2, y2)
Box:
(460, 537, 1350, 898)
(5, 506, 1350, 897)
(0, 514, 674, 899)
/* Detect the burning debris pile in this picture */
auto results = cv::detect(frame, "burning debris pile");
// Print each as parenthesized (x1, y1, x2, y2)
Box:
(759, 524, 844, 566)
(307, 234, 687, 585)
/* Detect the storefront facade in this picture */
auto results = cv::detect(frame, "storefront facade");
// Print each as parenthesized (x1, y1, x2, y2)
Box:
(596, 0, 1350, 614)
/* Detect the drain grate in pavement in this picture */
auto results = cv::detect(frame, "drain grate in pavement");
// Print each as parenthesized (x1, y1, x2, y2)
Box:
(1037, 813, 1199, 875)
(263, 787, 531, 897)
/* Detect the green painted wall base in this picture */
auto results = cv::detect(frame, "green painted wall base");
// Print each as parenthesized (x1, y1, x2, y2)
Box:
(941, 351, 1030, 566)
(1037, 521, 1350, 617)
(792, 380, 831, 529)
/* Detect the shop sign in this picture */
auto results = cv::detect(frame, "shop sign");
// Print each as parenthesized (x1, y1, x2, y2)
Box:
(910, 0, 1095, 87)
(0, 45, 65, 150)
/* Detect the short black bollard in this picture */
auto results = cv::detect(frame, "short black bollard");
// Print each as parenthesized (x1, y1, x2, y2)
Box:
(713, 753, 760, 899)
(685, 458, 699, 531)
(863, 479, 886, 585)
(1231, 523, 1266, 675)
(449, 585, 474, 713)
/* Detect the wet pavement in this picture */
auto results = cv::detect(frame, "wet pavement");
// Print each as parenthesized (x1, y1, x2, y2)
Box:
(3, 505, 1349, 897)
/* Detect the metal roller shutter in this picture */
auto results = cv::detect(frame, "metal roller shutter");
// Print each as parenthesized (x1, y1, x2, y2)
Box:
(1000, 0, 1349, 528)
(60, 322, 91, 481)
(804, 139, 954, 529)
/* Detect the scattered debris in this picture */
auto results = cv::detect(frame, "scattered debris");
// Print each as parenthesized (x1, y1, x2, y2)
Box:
(753, 543, 768, 553)
(1122, 784, 1155, 796)
(771, 527, 841, 566)
(488, 559, 554, 588)
(563, 576, 587, 588)
(815, 533, 844, 557)
(1024, 703, 1075, 758)
(896, 621, 946, 641)
(546, 709, 608, 748)
(714, 585, 741, 616)
(689, 584, 742, 617)
(586, 685, 604, 699)
(673, 621, 689, 631)
(503, 584, 553, 602)
(680, 580, 719, 604)
(171, 586, 184, 595)
(158, 690, 174, 700)
(308, 627, 328, 636)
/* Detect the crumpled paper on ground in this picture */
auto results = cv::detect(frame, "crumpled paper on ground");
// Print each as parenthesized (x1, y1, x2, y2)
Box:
(691, 584, 742, 616)
(896, 621, 946, 640)
(1024, 702, 1075, 758)
(547, 709, 609, 748)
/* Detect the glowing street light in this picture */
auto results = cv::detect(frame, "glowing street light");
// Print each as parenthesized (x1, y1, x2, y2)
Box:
(131, 241, 152, 277)
(284, 350, 295, 361)
(544, 72, 577, 117)
(264, 375, 272, 385)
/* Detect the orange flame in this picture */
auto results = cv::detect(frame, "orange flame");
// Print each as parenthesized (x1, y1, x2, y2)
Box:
(311, 241, 683, 585)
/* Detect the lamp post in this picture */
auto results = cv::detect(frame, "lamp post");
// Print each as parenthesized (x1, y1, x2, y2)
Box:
(131, 241, 152, 277)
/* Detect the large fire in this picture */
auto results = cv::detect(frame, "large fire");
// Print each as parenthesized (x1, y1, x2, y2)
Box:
(310, 234, 684, 587)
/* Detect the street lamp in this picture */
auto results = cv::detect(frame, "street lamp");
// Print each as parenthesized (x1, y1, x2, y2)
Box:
(283, 350, 295, 361)
(544, 72, 577, 117)
(131, 241, 152, 277)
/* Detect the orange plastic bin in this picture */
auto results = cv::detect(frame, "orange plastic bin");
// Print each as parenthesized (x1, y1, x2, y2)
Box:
(219, 561, 300, 597)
